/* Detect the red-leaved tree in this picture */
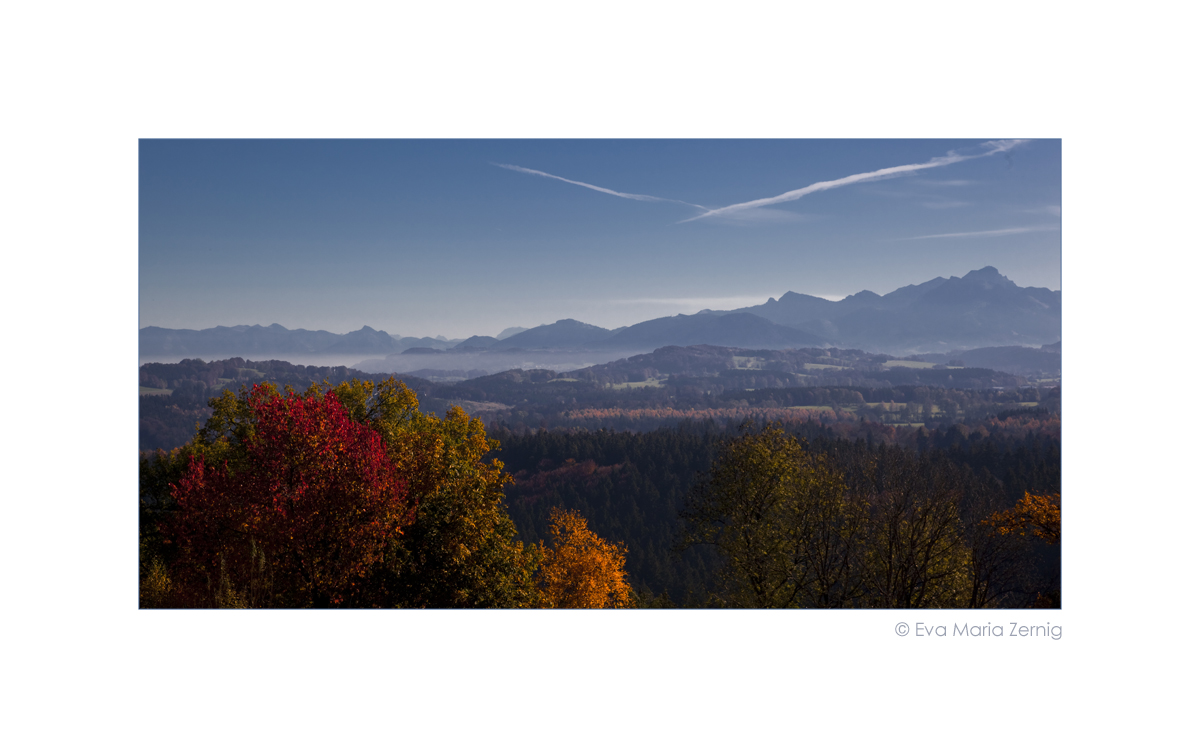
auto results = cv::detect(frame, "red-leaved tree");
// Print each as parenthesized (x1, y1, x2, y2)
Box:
(167, 385, 414, 607)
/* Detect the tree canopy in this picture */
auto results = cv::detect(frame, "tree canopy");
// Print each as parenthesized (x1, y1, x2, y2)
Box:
(166, 385, 413, 607)
(984, 492, 1061, 545)
(142, 378, 545, 608)
(680, 424, 1056, 608)
(537, 507, 634, 609)
(681, 425, 858, 607)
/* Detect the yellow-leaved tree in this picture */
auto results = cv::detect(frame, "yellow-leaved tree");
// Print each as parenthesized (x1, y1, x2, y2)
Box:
(984, 492, 1061, 544)
(537, 507, 634, 609)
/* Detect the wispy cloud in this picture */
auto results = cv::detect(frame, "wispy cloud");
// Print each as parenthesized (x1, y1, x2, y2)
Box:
(704, 207, 812, 225)
(1022, 205, 1062, 216)
(493, 163, 707, 210)
(903, 225, 1060, 240)
(679, 140, 1027, 223)
(922, 200, 971, 209)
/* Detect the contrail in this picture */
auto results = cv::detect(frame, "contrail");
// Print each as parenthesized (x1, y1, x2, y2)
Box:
(679, 140, 1028, 223)
(905, 225, 1059, 240)
(493, 163, 708, 210)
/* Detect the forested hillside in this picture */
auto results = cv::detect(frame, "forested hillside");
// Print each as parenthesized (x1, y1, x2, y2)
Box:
(140, 349, 1061, 608)
(493, 420, 1060, 605)
(139, 350, 1058, 452)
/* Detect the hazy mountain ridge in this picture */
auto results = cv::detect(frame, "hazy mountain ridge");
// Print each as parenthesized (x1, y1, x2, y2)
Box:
(140, 267, 1059, 364)
(454, 335, 502, 350)
(729, 267, 1059, 351)
(140, 323, 351, 356)
(140, 324, 460, 360)
(392, 335, 461, 351)
(600, 312, 825, 350)
(500, 319, 616, 349)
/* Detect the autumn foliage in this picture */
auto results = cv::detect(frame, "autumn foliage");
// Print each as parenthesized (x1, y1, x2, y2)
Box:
(536, 507, 634, 609)
(166, 385, 414, 607)
(331, 378, 542, 607)
(140, 376, 1054, 609)
(984, 492, 1061, 544)
(679, 424, 1064, 608)
(142, 378, 555, 608)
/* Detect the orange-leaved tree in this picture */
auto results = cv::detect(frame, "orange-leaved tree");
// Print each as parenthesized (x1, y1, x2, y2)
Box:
(983, 492, 1061, 544)
(536, 507, 634, 609)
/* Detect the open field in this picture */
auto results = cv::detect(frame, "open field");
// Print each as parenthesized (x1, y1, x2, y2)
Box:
(607, 379, 667, 390)
(444, 400, 510, 414)
(856, 402, 929, 411)
(731, 356, 767, 369)
(563, 406, 852, 423)
(879, 361, 966, 369)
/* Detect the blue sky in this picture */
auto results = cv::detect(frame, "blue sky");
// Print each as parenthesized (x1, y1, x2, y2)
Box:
(140, 139, 1060, 338)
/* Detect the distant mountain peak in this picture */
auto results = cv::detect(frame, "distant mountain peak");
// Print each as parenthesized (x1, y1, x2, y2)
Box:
(846, 289, 882, 300)
(495, 326, 530, 340)
(961, 266, 1011, 281)
(550, 318, 608, 330)
(500, 318, 614, 349)
(706, 266, 1057, 353)
(453, 335, 500, 350)
(957, 266, 1018, 290)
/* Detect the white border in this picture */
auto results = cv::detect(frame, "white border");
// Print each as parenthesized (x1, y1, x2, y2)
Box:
(5, 2, 1192, 744)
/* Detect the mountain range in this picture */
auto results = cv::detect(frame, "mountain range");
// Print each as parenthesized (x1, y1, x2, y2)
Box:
(139, 267, 1060, 363)
(719, 266, 1060, 351)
